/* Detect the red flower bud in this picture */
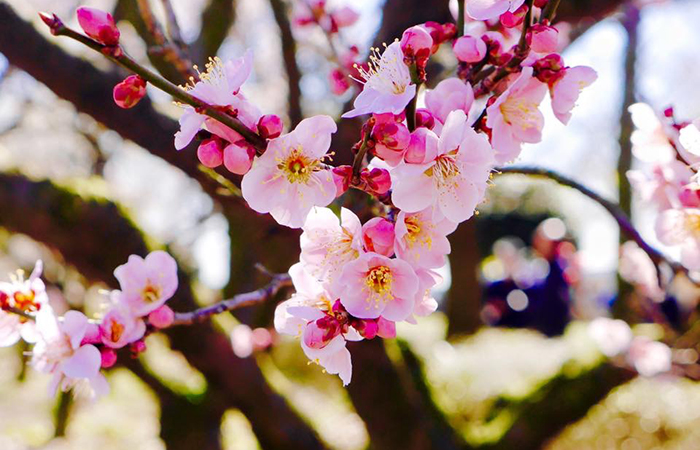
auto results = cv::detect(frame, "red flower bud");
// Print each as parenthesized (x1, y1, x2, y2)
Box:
(113, 75, 146, 109)
(197, 138, 224, 168)
(361, 167, 392, 195)
(257, 114, 284, 139)
(76, 6, 120, 46)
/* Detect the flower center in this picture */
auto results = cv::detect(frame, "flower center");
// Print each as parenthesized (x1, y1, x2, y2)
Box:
(425, 152, 460, 187)
(186, 56, 227, 91)
(404, 215, 432, 250)
(686, 213, 700, 236)
(109, 319, 125, 343)
(277, 146, 321, 184)
(142, 283, 161, 303)
(500, 98, 537, 130)
(364, 266, 394, 307)
(354, 44, 409, 95)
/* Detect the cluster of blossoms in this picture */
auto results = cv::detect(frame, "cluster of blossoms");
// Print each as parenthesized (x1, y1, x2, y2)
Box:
(0, 252, 178, 399)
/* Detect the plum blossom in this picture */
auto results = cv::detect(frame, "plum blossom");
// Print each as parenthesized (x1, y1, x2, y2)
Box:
(679, 119, 700, 167)
(76, 6, 120, 46)
(465, 0, 526, 20)
(99, 303, 146, 349)
(486, 67, 547, 164)
(627, 160, 693, 211)
(174, 51, 260, 150)
(655, 208, 700, 270)
(242, 116, 337, 228)
(275, 263, 362, 385)
(588, 317, 633, 357)
(405, 269, 441, 324)
(424, 78, 475, 126)
(627, 337, 672, 377)
(338, 252, 419, 321)
(0, 260, 48, 346)
(31, 308, 108, 398)
(395, 207, 457, 269)
(342, 42, 416, 118)
(392, 110, 495, 223)
(362, 218, 396, 257)
(549, 66, 597, 125)
(300, 207, 363, 293)
(113, 251, 179, 317)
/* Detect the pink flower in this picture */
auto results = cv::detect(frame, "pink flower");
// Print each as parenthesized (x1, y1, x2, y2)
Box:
(338, 252, 419, 321)
(392, 110, 495, 223)
(400, 26, 433, 59)
(113, 75, 146, 109)
(113, 251, 179, 317)
(0, 260, 48, 346)
(404, 127, 439, 164)
(465, 0, 526, 20)
(405, 269, 441, 324)
(627, 161, 693, 211)
(242, 116, 337, 228)
(300, 207, 363, 294)
(257, 114, 284, 140)
(395, 207, 457, 269)
(360, 167, 392, 195)
(528, 24, 559, 54)
(453, 35, 487, 63)
(76, 6, 120, 46)
(197, 138, 224, 168)
(486, 67, 547, 164)
(342, 42, 416, 118)
(588, 317, 632, 357)
(372, 114, 411, 166)
(362, 218, 395, 257)
(627, 337, 672, 377)
(619, 241, 664, 302)
(331, 6, 359, 28)
(549, 66, 597, 125)
(31, 308, 108, 398)
(99, 304, 146, 349)
(679, 119, 700, 166)
(424, 78, 475, 127)
(148, 305, 175, 328)
(655, 208, 700, 270)
(174, 52, 259, 150)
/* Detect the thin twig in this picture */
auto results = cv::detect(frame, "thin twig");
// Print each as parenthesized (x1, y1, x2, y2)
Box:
(170, 273, 292, 326)
(496, 166, 688, 281)
(40, 13, 267, 152)
(457, 0, 465, 38)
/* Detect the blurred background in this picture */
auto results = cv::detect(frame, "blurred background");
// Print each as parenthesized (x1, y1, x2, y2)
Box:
(1, 0, 700, 449)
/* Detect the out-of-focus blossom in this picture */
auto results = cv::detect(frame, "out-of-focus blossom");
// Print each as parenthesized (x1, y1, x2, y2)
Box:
(453, 35, 487, 63)
(0, 260, 48, 346)
(486, 67, 547, 164)
(656, 208, 700, 270)
(465, 0, 526, 20)
(342, 42, 416, 118)
(619, 241, 664, 302)
(99, 305, 146, 349)
(338, 252, 418, 321)
(588, 317, 633, 357)
(395, 207, 457, 269)
(300, 207, 363, 293)
(148, 305, 175, 329)
(392, 110, 494, 223)
(113, 251, 179, 317)
(242, 116, 337, 228)
(627, 161, 693, 210)
(528, 24, 559, 54)
(76, 6, 120, 46)
(627, 336, 672, 377)
(424, 78, 475, 125)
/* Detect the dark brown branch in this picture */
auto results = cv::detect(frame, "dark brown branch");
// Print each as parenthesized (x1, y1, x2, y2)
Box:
(191, 0, 236, 66)
(269, 0, 303, 127)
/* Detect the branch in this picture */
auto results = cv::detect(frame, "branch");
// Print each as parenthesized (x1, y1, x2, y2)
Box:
(269, 0, 303, 127)
(191, 0, 236, 65)
(496, 167, 688, 279)
(171, 273, 292, 326)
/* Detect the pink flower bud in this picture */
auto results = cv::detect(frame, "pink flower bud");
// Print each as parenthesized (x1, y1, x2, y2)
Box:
(329, 69, 351, 95)
(422, 21, 456, 52)
(415, 109, 436, 129)
(148, 305, 175, 328)
(533, 53, 565, 84)
(400, 25, 434, 58)
(361, 168, 392, 195)
(76, 6, 120, 46)
(404, 128, 438, 164)
(680, 187, 700, 208)
(372, 121, 410, 150)
(500, 4, 528, 28)
(257, 114, 284, 139)
(130, 340, 147, 356)
(303, 319, 337, 349)
(100, 348, 118, 368)
(197, 138, 224, 168)
(453, 35, 487, 63)
(223, 142, 255, 175)
(355, 319, 379, 339)
(113, 75, 146, 109)
(332, 165, 352, 196)
(528, 24, 559, 53)
(362, 217, 395, 257)
(376, 317, 396, 339)
(331, 6, 359, 28)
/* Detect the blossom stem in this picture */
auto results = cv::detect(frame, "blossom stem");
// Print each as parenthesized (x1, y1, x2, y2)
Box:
(457, 0, 465, 38)
(170, 273, 292, 326)
(42, 14, 267, 153)
(496, 166, 688, 282)
(351, 133, 372, 182)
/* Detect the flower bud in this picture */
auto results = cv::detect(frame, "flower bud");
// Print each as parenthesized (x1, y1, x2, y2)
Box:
(500, 4, 528, 28)
(332, 165, 352, 196)
(76, 6, 120, 46)
(528, 24, 559, 53)
(257, 114, 284, 139)
(404, 128, 439, 164)
(223, 142, 255, 175)
(148, 305, 175, 328)
(680, 187, 700, 208)
(113, 75, 146, 109)
(100, 348, 118, 368)
(453, 35, 487, 63)
(415, 109, 436, 130)
(400, 25, 434, 58)
(303, 319, 338, 349)
(376, 317, 396, 339)
(361, 167, 392, 195)
(422, 21, 456, 53)
(533, 53, 565, 84)
(362, 217, 395, 257)
(372, 121, 410, 150)
(197, 138, 224, 168)
(331, 6, 359, 28)
(130, 340, 147, 356)
(355, 319, 379, 339)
